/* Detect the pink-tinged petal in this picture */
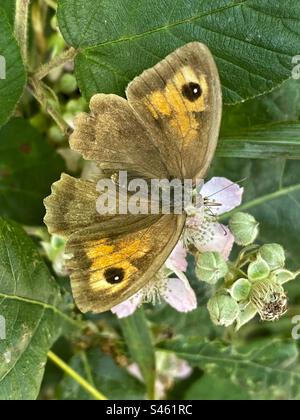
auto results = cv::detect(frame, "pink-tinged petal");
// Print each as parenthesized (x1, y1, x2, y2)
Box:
(175, 359, 193, 379)
(166, 241, 188, 272)
(196, 223, 234, 260)
(200, 177, 244, 215)
(161, 275, 197, 313)
(111, 293, 142, 318)
(127, 363, 143, 382)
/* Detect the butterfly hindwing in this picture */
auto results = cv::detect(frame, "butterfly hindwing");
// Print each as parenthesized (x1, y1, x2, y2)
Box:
(66, 214, 185, 313)
(44, 173, 158, 238)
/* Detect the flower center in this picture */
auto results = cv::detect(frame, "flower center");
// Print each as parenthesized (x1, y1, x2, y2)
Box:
(183, 209, 216, 248)
(136, 271, 169, 306)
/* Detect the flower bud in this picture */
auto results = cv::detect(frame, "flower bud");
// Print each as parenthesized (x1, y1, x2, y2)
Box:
(58, 74, 78, 94)
(207, 293, 240, 327)
(66, 97, 87, 114)
(195, 252, 228, 285)
(48, 125, 65, 143)
(229, 212, 259, 246)
(230, 278, 251, 301)
(248, 256, 270, 282)
(259, 243, 285, 270)
(51, 235, 66, 251)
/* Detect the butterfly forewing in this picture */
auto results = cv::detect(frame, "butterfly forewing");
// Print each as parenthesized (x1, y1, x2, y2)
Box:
(126, 42, 222, 180)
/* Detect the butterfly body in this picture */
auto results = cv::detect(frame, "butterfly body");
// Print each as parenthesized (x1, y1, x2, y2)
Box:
(44, 42, 222, 313)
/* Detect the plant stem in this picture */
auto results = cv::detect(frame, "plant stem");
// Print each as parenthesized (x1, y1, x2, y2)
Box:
(219, 183, 300, 221)
(35, 47, 78, 80)
(28, 77, 72, 135)
(32, 0, 48, 59)
(15, 0, 31, 67)
(47, 351, 108, 400)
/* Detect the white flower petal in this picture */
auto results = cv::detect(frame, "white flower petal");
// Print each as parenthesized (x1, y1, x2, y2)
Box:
(174, 359, 193, 379)
(165, 241, 188, 272)
(161, 275, 197, 313)
(127, 363, 143, 382)
(111, 293, 142, 318)
(200, 177, 243, 215)
(196, 223, 234, 260)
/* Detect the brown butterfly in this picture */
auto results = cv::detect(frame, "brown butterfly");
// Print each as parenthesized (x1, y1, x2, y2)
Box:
(44, 42, 222, 313)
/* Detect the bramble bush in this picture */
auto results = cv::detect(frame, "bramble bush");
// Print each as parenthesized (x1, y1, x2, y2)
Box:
(1, 0, 300, 400)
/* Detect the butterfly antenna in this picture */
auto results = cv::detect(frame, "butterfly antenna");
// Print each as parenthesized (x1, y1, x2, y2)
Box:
(205, 206, 228, 236)
(206, 177, 247, 198)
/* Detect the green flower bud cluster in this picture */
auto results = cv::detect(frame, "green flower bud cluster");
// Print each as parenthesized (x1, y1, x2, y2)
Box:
(195, 214, 299, 330)
(41, 235, 68, 276)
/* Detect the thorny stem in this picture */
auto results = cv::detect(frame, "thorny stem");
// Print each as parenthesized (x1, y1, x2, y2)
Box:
(47, 351, 108, 400)
(219, 183, 300, 222)
(35, 47, 78, 80)
(15, 0, 31, 67)
(29, 77, 72, 135)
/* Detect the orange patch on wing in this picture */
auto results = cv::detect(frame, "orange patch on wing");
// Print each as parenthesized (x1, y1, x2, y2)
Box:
(147, 91, 172, 116)
(145, 67, 208, 140)
(84, 236, 151, 292)
(86, 238, 143, 270)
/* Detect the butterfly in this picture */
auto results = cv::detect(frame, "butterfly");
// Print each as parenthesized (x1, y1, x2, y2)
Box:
(44, 42, 222, 313)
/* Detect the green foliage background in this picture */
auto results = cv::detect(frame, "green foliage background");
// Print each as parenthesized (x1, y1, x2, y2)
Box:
(0, 0, 300, 400)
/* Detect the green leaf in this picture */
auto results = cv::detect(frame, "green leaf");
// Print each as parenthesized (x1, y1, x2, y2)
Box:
(217, 78, 300, 159)
(59, 349, 145, 400)
(0, 9, 26, 127)
(159, 337, 300, 400)
(0, 219, 71, 400)
(222, 79, 300, 130)
(119, 309, 156, 399)
(0, 118, 65, 225)
(181, 373, 250, 400)
(1, 2, 15, 25)
(57, 0, 300, 104)
(218, 121, 300, 160)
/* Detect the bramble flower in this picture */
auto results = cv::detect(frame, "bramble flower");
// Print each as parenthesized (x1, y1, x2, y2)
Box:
(184, 177, 243, 259)
(112, 243, 196, 318)
(166, 240, 188, 272)
(128, 352, 192, 399)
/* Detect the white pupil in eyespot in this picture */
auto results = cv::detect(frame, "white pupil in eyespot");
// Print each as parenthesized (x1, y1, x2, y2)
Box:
(193, 88, 198, 94)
